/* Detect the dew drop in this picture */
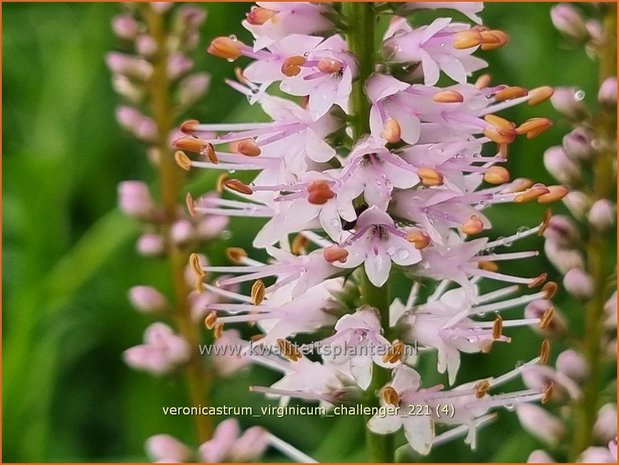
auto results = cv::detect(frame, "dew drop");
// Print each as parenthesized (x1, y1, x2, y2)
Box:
(229, 169, 236, 174)
(517, 226, 530, 234)
(229, 34, 237, 41)
(387, 246, 396, 255)
(477, 312, 487, 318)
(330, 218, 341, 228)
(514, 360, 524, 368)
(574, 90, 585, 101)
(221, 230, 232, 240)
(504, 403, 515, 411)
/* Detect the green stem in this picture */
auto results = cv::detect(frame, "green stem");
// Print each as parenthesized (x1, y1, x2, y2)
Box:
(143, 5, 213, 444)
(345, 3, 394, 462)
(570, 4, 616, 460)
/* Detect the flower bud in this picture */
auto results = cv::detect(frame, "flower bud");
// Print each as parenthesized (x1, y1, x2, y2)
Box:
(196, 215, 229, 241)
(563, 191, 589, 219)
(135, 34, 158, 57)
(525, 300, 568, 335)
(593, 404, 617, 442)
(229, 426, 269, 462)
(151, 3, 173, 13)
(544, 240, 584, 274)
(550, 4, 588, 41)
(527, 450, 555, 463)
(563, 267, 594, 299)
(543, 215, 580, 247)
(598, 77, 617, 106)
(185, 253, 208, 287)
(136, 233, 165, 256)
(578, 446, 615, 463)
(168, 53, 194, 80)
(562, 127, 594, 161)
(550, 86, 588, 120)
(118, 181, 155, 220)
(199, 419, 241, 462)
(112, 15, 139, 40)
(212, 329, 251, 376)
(543, 146, 580, 184)
(105, 52, 153, 81)
(516, 404, 565, 445)
(588, 199, 616, 230)
(145, 434, 192, 463)
(129, 286, 168, 313)
(178, 73, 211, 107)
(171, 219, 195, 245)
(556, 349, 589, 382)
(176, 5, 207, 28)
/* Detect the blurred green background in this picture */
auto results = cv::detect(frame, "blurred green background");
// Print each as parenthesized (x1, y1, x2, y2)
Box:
(2, 2, 606, 462)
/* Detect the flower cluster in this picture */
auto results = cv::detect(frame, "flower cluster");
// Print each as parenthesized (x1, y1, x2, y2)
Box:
(524, 4, 617, 463)
(173, 2, 572, 458)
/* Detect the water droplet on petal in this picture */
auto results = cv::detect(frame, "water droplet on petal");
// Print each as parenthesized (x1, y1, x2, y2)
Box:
(396, 248, 410, 260)
(504, 403, 515, 411)
(221, 230, 232, 240)
(574, 90, 585, 101)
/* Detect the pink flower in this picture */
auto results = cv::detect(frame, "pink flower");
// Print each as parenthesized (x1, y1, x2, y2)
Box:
(243, 34, 357, 119)
(318, 306, 393, 389)
(123, 323, 191, 376)
(198, 418, 268, 462)
(336, 207, 422, 287)
(145, 434, 192, 463)
(382, 17, 487, 85)
(243, 2, 335, 50)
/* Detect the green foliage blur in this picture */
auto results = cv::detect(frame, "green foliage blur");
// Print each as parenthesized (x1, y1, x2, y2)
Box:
(2, 2, 605, 462)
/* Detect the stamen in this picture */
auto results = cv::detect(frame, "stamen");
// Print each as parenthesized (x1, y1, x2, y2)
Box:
(216, 173, 229, 193)
(180, 119, 199, 134)
(538, 209, 553, 236)
(433, 90, 464, 103)
(540, 339, 551, 364)
(323, 246, 349, 263)
(213, 322, 224, 339)
(528, 86, 554, 106)
(281, 55, 306, 77)
(381, 118, 401, 143)
(494, 86, 528, 101)
(291, 234, 309, 255)
(189, 253, 206, 277)
(492, 316, 503, 340)
(383, 386, 400, 406)
(175, 150, 192, 171)
(475, 74, 492, 89)
(251, 279, 266, 305)
(541, 382, 554, 404)
(483, 114, 516, 144)
(453, 30, 483, 49)
(204, 311, 218, 329)
(226, 247, 248, 264)
(266, 433, 318, 464)
(516, 117, 553, 138)
(538, 185, 568, 204)
(462, 215, 484, 235)
(475, 380, 491, 398)
(224, 179, 253, 195)
(540, 307, 554, 330)
(528, 273, 548, 288)
(418, 167, 444, 186)
(208, 36, 244, 60)
(185, 192, 197, 217)
(195, 275, 204, 294)
(407, 230, 431, 249)
(307, 181, 335, 205)
(383, 340, 405, 363)
(484, 166, 510, 184)
(480, 30, 509, 50)
(542, 281, 558, 299)
(478, 261, 498, 272)
(277, 338, 302, 362)
(246, 6, 277, 25)
(237, 138, 261, 157)
(514, 185, 551, 203)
